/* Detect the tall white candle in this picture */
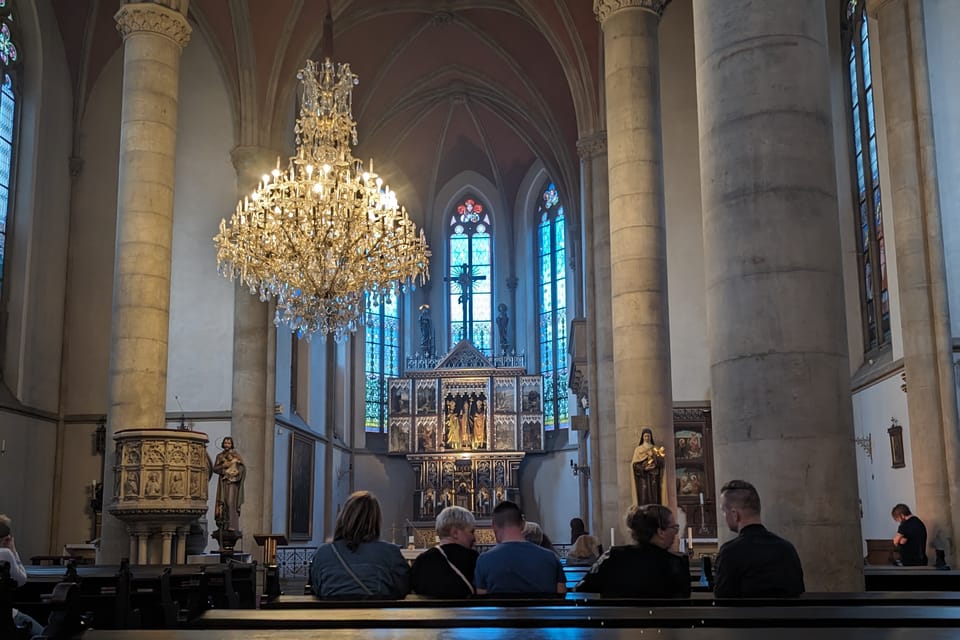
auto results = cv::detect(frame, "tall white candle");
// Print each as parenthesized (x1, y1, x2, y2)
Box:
(699, 492, 704, 505)
(610, 527, 615, 549)
(687, 527, 694, 548)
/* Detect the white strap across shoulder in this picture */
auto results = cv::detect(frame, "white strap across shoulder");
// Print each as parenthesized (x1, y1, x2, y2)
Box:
(436, 544, 475, 594)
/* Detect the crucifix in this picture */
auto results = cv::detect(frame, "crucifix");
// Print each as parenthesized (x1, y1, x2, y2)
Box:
(444, 263, 486, 343)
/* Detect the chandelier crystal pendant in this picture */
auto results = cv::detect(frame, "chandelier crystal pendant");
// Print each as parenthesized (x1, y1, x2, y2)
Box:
(214, 59, 431, 340)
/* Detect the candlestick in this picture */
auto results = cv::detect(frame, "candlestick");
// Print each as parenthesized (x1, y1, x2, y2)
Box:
(610, 527, 615, 549)
(699, 492, 704, 505)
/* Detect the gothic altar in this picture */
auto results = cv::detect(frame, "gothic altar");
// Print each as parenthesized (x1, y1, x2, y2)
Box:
(389, 340, 544, 544)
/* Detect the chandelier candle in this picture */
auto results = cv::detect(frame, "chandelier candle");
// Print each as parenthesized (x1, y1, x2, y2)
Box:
(214, 59, 430, 339)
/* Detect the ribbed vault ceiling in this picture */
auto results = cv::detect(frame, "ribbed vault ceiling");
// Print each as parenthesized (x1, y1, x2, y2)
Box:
(52, 0, 600, 221)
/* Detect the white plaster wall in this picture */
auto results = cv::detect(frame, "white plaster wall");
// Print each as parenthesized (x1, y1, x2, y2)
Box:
(2, 0, 73, 409)
(659, 0, 709, 402)
(924, 0, 960, 339)
(851, 372, 915, 541)
(352, 451, 416, 544)
(166, 23, 236, 414)
(520, 449, 580, 546)
(0, 412, 57, 559)
(62, 51, 121, 414)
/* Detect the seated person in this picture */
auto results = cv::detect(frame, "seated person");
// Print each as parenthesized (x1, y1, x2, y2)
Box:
(475, 501, 566, 595)
(575, 504, 690, 597)
(0, 514, 44, 636)
(714, 479, 804, 597)
(565, 534, 600, 567)
(410, 506, 478, 597)
(310, 491, 409, 598)
(892, 503, 928, 566)
(523, 521, 559, 556)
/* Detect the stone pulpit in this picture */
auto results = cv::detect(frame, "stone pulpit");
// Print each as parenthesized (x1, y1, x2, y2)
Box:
(109, 428, 210, 564)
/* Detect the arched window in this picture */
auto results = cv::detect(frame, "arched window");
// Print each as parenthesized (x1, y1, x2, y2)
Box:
(537, 181, 568, 431)
(448, 197, 492, 354)
(0, 3, 19, 302)
(364, 292, 399, 433)
(845, 0, 889, 351)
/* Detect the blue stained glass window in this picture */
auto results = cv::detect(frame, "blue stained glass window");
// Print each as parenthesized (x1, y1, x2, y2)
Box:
(448, 197, 493, 354)
(364, 291, 400, 433)
(846, 0, 888, 350)
(536, 181, 569, 431)
(0, 73, 15, 300)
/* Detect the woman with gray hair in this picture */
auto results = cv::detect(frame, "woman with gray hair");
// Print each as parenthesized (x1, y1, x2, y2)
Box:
(411, 506, 478, 597)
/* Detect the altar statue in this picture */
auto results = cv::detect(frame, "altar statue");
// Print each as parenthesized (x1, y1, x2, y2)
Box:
(631, 428, 665, 505)
(472, 398, 487, 449)
(213, 437, 245, 532)
(444, 399, 461, 449)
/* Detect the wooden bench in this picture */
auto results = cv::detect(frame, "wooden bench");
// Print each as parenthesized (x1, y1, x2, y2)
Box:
(865, 566, 960, 591)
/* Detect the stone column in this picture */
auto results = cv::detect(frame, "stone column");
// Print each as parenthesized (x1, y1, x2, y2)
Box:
(594, 0, 676, 540)
(176, 525, 189, 564)
(577, 131, 616, 537)
(866, 0, 960, 559)
(160, 527, 174, 565)
(101, 2, 191, 563)
(229, 146, 282, 544)
(693, 0, 862, 589)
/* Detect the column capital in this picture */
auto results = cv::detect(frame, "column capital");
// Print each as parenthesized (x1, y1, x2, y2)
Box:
(577, 131, 608, 159)
(115, 2, 192, 49)
(594, 0, 669, 25)
(231, 145, 284, 193)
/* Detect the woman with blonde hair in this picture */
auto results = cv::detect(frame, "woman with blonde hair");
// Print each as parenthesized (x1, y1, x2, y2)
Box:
(310, 491, 409, 598)
(565, 534, 599, 566)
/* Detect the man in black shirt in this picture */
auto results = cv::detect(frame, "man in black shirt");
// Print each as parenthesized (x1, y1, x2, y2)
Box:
(410, 505, 479, 597)
(714, 479, 804, 598)
(892, 503, 927, 566)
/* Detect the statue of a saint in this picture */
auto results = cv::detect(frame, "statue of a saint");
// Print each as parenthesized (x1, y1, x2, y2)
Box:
(213, 437, 245, 532)
(418, 304, 433, 356)
(472, 398, 487, 449)
(631, 428, 665, 505)
(444, 399, 461, 449)
(459, 397, 471, 447)
(497, 303, 510, 353)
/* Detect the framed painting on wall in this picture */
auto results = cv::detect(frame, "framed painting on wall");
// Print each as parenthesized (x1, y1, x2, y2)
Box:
(288, 434, 314, 541)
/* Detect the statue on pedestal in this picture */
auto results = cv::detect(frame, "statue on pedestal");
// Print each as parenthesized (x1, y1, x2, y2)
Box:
(212, 436, 245, 549)
(497, 303, 510, 354)
(631, 428, 665, 505)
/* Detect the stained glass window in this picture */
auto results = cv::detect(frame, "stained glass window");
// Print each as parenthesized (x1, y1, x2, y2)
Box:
(0, 2, 17, 303)
(364, 291, 400, 433)
(537, 181, 568, 431)
(846, 0, 889, 351)
(0, 75, 14, 300)
(448, 197, 492, 355)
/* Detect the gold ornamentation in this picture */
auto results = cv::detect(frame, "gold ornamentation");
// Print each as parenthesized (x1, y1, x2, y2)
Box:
(214, 59, 430, 339)
(115, 3, 192, 48)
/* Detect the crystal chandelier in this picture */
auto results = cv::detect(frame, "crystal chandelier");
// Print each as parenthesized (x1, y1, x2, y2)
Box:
(214, 59, 430, 339)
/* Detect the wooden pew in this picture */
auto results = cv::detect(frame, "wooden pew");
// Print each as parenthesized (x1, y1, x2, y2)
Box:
(865, 566, 960, 591)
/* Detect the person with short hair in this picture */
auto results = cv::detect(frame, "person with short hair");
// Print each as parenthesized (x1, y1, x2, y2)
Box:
(474, 501, 565, 595)
(310, 491, 409, 598)
(575, 505, 689, 597)
(0, 515, 44, 635)
(410, 506, 479, 597)
(892, 503, 927, 566)
(714, 480, 804, 597)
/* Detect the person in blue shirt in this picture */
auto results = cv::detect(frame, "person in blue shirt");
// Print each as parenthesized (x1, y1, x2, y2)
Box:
(474, 500, 565, 595)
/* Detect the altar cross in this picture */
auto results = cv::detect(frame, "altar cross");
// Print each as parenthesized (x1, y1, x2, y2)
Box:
(444, 263, 486, 343)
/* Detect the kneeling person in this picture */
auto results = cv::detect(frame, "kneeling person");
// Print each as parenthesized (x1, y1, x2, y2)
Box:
(474, 501, 565, 595)
(411, 506, 479, 597)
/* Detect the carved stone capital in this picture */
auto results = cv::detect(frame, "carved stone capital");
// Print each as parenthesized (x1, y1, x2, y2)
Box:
(115, 3, 192, 49)
(577, 131, 607, 159)
(594, 0, 669, 25)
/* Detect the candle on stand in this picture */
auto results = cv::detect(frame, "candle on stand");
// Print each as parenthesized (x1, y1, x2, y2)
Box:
(687, 527, 694, 548)
(699, 492, 704, 505)
(610, 527, 615, 549)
